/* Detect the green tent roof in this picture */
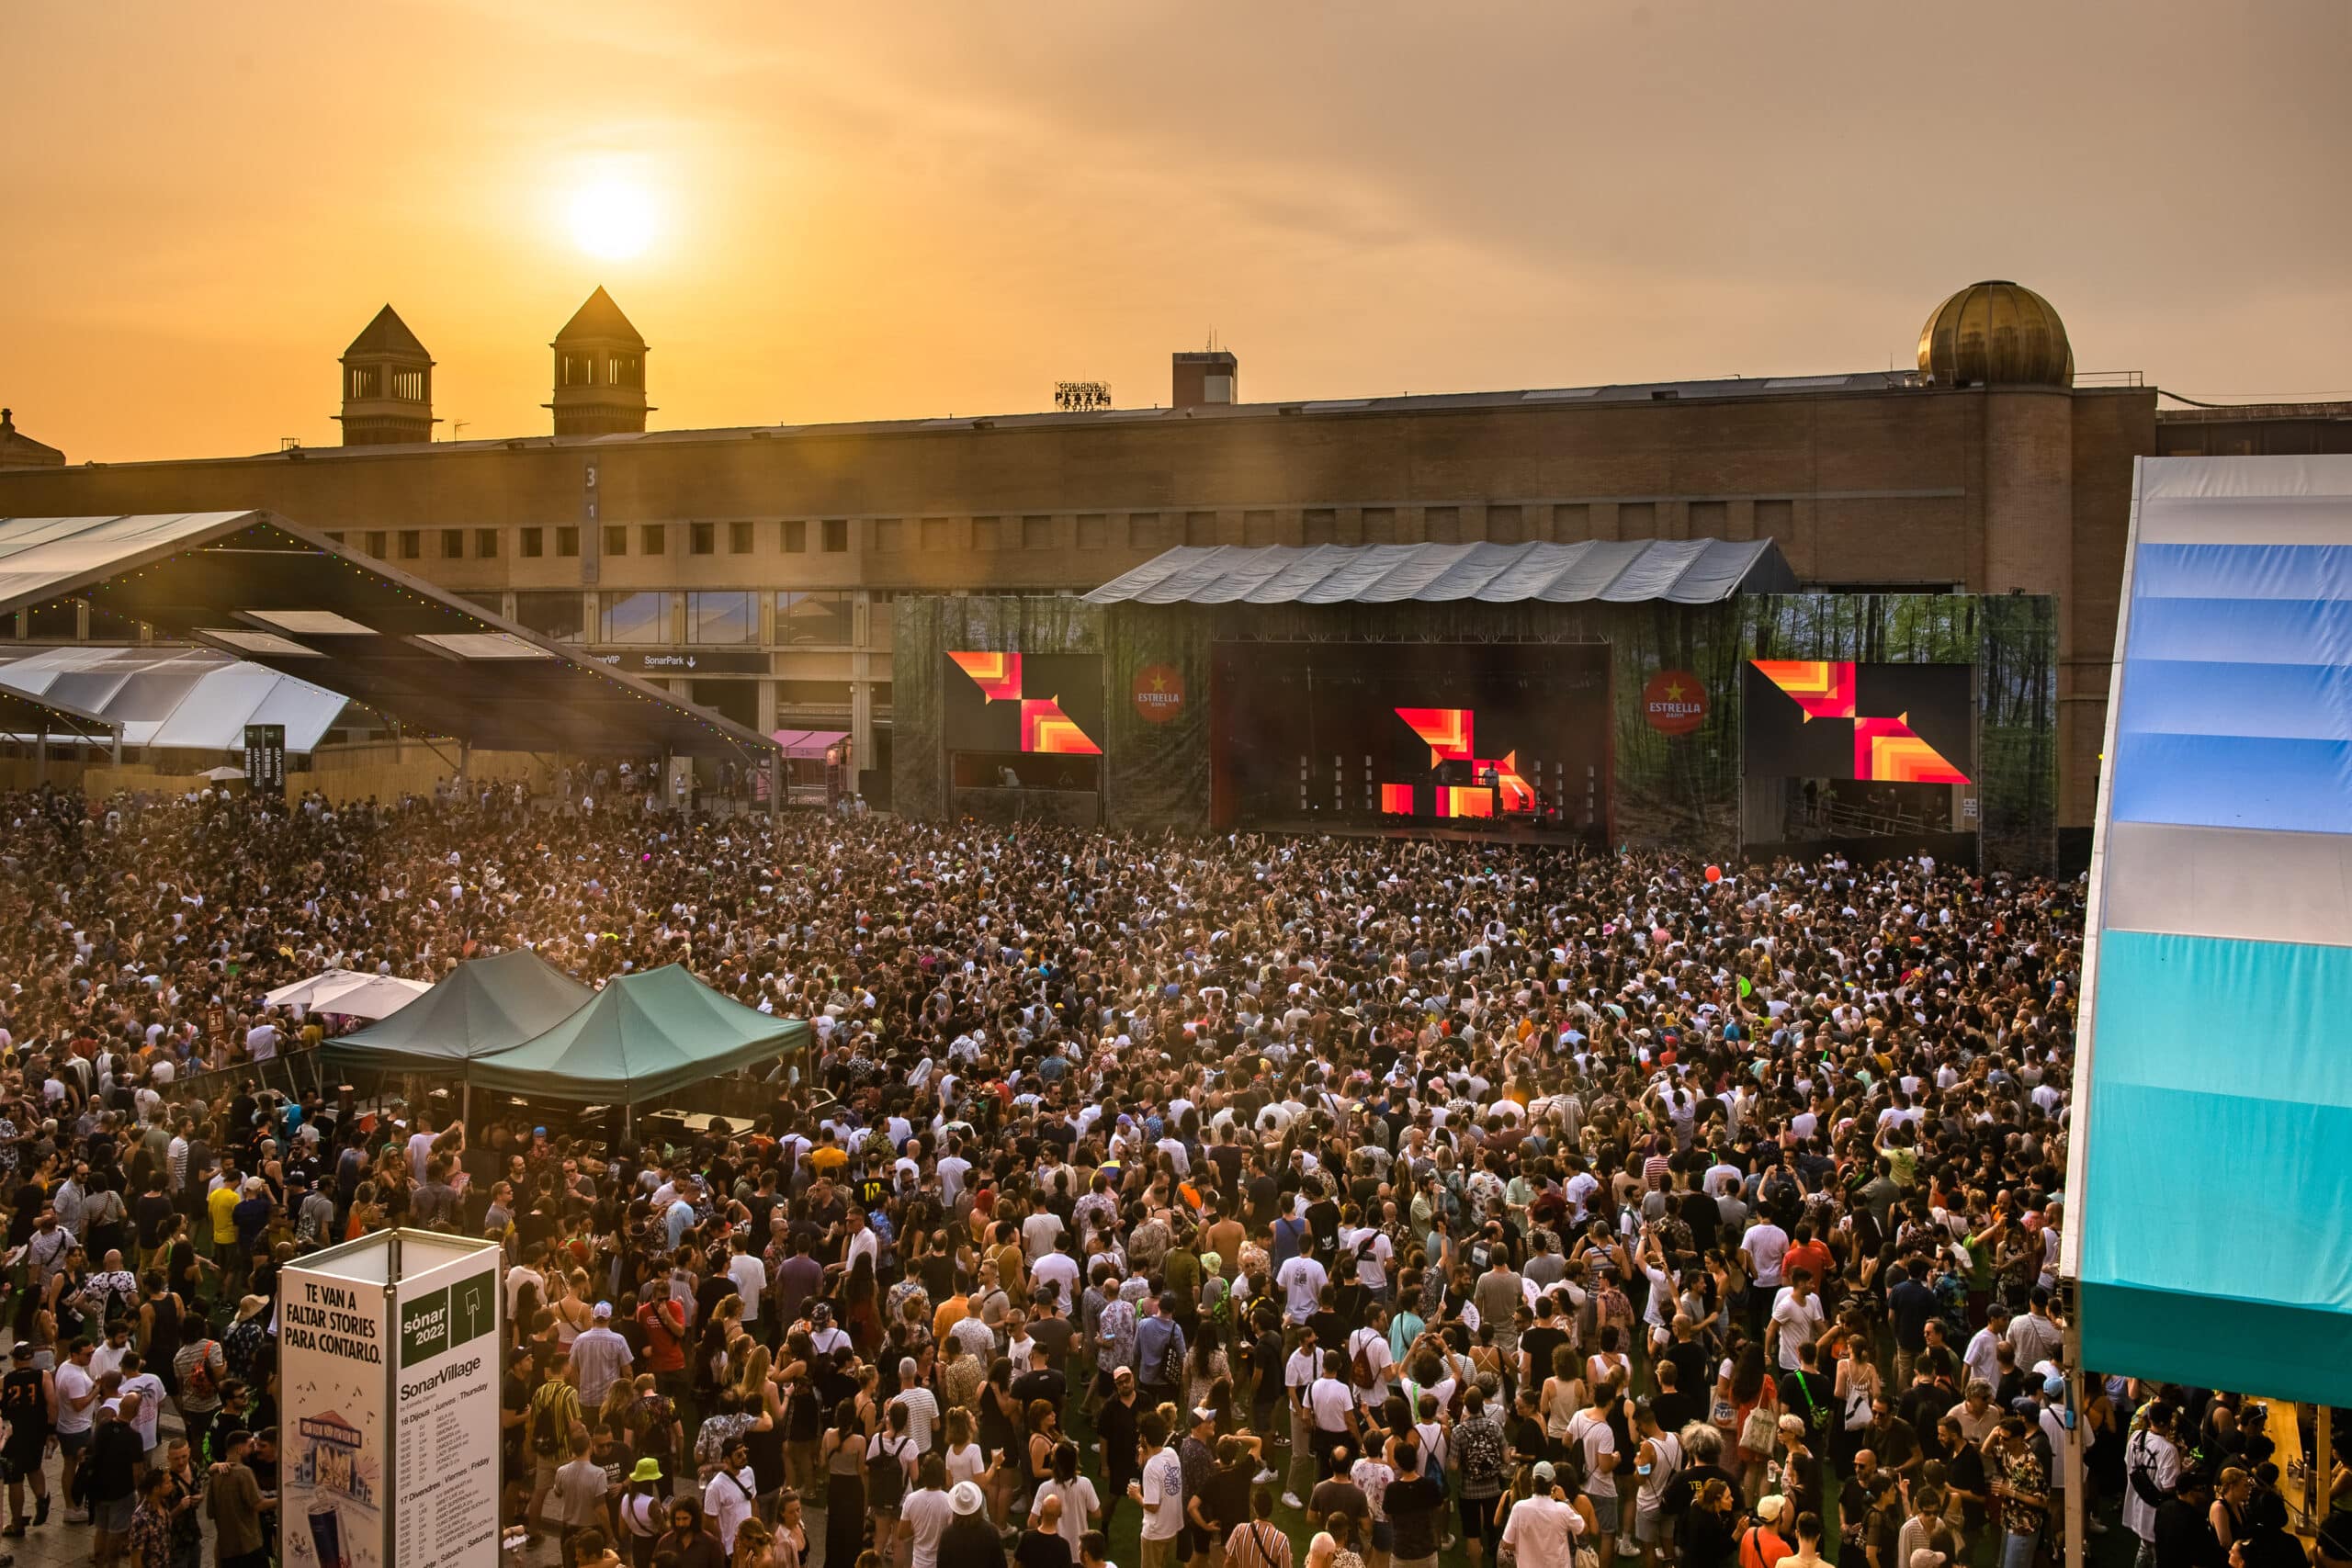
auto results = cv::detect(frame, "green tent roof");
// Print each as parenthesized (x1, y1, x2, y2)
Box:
(322, 949, 594, 1076)
(461, 964, 809, 1105)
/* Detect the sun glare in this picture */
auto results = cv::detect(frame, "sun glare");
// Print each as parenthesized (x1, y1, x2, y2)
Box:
(567, 176, 658, 261)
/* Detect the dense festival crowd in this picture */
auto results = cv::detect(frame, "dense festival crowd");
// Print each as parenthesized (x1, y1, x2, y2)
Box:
(0, 784, 2346, 1568)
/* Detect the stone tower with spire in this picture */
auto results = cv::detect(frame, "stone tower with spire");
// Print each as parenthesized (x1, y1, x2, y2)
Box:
(547, 287, 651, 435)
(335, 305, 436, 446)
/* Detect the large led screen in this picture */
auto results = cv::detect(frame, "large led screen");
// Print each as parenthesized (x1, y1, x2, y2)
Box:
(1211, 642, 1611, 830)
(944, 651, 1104, 755)
(1742, 660, 1973, 782)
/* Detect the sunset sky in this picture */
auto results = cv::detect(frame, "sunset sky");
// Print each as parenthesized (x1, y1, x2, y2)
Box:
(8, 0, 2349, 463)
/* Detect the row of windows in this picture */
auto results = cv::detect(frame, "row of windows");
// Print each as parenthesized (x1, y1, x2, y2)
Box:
(322, 501, 1798, 565)
(510, 590, 857, 646)
(324, 518, 847, 562)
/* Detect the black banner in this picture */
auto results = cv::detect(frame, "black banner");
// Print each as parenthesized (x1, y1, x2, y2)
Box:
(587, 649, 769, 675)
(243, 723, 287, 795)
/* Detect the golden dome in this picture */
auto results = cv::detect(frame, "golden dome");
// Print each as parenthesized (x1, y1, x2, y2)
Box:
(1917, 281, 2074, 388)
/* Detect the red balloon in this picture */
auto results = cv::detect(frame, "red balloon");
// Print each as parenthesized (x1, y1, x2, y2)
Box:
(1704, 864, 1723, 883)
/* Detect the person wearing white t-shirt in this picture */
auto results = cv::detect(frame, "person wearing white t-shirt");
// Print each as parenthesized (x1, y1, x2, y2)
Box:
(1131, 1412, 1188, 1568)
(1767, 1273, 1826, 1373)
(1500, 1463, 1589, 1568)
(1739, 1217, 1790, 1337)
(1275, 1251, 1327, 1325)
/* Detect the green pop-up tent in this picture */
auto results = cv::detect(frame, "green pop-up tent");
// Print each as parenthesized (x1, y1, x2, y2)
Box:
(322, 949, 594, 1077)
(460, 964, 810, 1107)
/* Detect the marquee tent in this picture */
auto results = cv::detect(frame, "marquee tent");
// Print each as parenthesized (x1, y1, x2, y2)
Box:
(461, 964, 809, 1106)
(2064, 454, 2352, 1406)
(322, 949, 593, 1076)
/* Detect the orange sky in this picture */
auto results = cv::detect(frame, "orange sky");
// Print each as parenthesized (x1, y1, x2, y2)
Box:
(7, 0, 2350, 463)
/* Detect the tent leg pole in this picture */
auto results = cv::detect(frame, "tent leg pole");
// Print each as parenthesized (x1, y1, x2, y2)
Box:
(2321, 1406, 2335, 1529)
(462, 1083, 470, 1130)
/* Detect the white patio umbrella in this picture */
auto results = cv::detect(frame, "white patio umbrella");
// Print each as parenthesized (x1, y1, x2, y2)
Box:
(264, 968, 433, 1020)
(198, 765, 248, 782)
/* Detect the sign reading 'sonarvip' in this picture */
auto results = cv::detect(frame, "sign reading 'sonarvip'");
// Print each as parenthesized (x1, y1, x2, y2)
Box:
(280, 1232, 503, 1568)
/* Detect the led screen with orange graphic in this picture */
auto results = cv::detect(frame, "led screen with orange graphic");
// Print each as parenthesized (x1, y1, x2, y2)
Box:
(944, 651, 1104, 755)
(1743, 660, 1972, 783)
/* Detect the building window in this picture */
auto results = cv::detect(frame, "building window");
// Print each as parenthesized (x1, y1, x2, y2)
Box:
(515, 591, 584, 642)
(821, 518, 848, 553)
(1487, 504, 1522, 545)
(399, 530, 422, 559)
(347, 367, 381, 400)
(921, 518, 950, 552)
(392, 368, 426, 402)
(775, 590, 852, 646)
(1553, 502, 1590, 539)
(1689, 500, 1727, 537)
(556, 526, 580, 557)
(1185, 511, 1217, 547)
(324, 531, 346, 547)
(1755, 498, 1794, 542)
(973, 517, 1001, 551)
(1302, 509, 1336, 545)
(1424, 506, 1459, 544)
(874, 519, 902, 552)
(639, 524, 665, 556)
(690, 521, 715, 556)
(1126, 513, 1164, 551)
(439, 528, 464, 558)
(1022, 515, 1054, 550)
(561, 353, 594, 387)
(603, 525, 627, 557)
(599, 591, 672, 643)
(476, 528, 499, 558)
(1362, 508, 1396, 544)
(365, 530, 387, 558)
(1076, 514, 1106, 549)
(1619, 502, 1657, 536)
(687, 591, 757, 644)
(608, 354, 642, 388)
(520, 527, 544, 558)
(783, 520, 807, 553)
(729, 521, 753, 554)
(775, 679, 853, 708)
(1243, 510, 1277, 547)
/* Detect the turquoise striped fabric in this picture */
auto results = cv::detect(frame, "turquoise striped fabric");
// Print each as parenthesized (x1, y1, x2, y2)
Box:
(2074, 457, 2352, 1407)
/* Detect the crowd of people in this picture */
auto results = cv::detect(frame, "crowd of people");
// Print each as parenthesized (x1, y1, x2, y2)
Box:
(0, 783, 2346, 1568)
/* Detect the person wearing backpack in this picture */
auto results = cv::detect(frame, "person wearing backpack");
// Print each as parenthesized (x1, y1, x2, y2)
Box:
(525, 1353, 583, 1542)
(170, 1333, 227, 1466)
(1454, 1386, 1510, 1568)
(2123, 1401, 2184, 1567)
(1347, 1307, 1396, 1411)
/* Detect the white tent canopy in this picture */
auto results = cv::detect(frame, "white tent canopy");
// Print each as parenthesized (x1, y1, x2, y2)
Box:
(263, 968, 433, 1020)
(0, 645, 348, 751)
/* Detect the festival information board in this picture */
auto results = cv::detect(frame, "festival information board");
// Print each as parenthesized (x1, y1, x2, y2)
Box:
(280, 1233, 503, 1568)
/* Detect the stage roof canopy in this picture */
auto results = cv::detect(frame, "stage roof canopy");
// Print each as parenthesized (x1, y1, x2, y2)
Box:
(1084, 538, 1798, 607)
(2064, 453, 2352, 1407)
(0, 645, 347, 751)
(0, 513, 777, 757)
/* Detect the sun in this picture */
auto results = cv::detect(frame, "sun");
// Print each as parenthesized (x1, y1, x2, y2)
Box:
(566, 176, 658, 262)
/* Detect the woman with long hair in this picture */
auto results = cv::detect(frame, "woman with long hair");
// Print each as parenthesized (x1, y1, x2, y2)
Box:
(1721, 1340, 1777, 1505)
(817, 1399, 865, 1568)
(1184, 1318, 1228, 1415)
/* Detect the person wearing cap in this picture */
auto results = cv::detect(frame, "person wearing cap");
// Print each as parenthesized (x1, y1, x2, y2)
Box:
(0, 1339, 54, 1534)
(1730, 1495, 1792, 1568)
(1501, 1459, 1588, 1568)
(571, 1301, 633, 1410)
(1987, 1415, 2051, 1568)
(1131, 1407, 1186, 1568)
(703, 1436, 758, 1555)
